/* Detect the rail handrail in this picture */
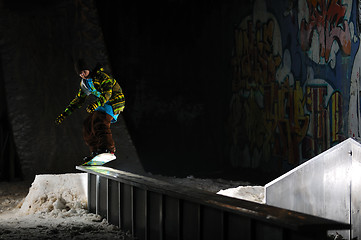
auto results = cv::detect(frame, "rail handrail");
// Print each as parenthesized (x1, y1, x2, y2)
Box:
(76, 165, 350, 239)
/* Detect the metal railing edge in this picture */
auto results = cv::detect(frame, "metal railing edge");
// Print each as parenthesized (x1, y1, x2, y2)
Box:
(76, 165, 350, 233)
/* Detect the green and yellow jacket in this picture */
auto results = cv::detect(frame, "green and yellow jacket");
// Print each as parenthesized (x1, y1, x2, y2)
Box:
(64, 67, 125, 119)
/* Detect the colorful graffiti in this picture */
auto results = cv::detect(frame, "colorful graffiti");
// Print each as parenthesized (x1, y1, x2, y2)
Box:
(229, 0, 351, 170)
(229, 10, 311, 167)
(264, 78, 310, 165)
(299, 0, 351, 66)
(302, 72, 343, 158)
(229, 18, 280, 168)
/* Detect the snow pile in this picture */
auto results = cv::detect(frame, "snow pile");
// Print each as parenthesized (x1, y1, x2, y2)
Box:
(19, 173, 88, 215)
(0, 173, 133, 239)
(217, 185, 265, 203)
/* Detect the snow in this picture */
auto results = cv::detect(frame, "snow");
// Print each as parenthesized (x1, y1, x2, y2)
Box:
(0, 172, 264, 239)
(217, 185, 265, 203)
(19, 173, 88, 215)
(0, 172, 345, 239)
(150, 174, 265, 203)
(0, 173, 133, 239)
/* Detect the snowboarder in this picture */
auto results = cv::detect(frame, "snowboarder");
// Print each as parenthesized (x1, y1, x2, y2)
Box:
(55, 59, 125, 164)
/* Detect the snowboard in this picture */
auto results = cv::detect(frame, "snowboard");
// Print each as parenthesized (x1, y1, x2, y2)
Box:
(81, 152, 116, 166)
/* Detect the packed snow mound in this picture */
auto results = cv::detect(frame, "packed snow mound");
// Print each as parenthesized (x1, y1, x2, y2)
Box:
(0, 174, 133, 239)
(217, 186, 265, 203)
(19, 173, 88, 215)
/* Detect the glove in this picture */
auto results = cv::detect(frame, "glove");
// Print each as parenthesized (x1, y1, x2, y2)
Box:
(86, 102, 99, 113)
(55, 113, 66, 125)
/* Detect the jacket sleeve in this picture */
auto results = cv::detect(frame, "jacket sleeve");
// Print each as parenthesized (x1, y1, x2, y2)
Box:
(64, 88, 87, 116)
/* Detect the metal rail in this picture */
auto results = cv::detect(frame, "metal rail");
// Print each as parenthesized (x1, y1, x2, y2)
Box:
(76, 166, 349, 240)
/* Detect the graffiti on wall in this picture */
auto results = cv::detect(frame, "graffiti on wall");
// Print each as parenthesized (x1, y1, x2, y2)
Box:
(228, 0, 310, 168)
(302, 67, 343, 158)
(299, 0, 351, 67)
(229, 0, 353, 170)
(229, 18, 281, 168)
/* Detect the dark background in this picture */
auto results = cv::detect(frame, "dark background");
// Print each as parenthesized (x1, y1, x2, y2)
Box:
(96, 0, 247, 176)
(0, 0, 295, 184)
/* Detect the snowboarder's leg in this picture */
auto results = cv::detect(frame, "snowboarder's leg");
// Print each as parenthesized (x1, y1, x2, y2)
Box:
(92, 111, 116, 153)
(83, 112, 98, 153)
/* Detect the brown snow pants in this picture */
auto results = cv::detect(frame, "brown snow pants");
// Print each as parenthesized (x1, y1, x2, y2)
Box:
(83, 111, 115, 153)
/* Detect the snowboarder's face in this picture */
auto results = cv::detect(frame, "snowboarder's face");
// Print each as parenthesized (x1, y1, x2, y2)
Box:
(79, 70, 90, 79)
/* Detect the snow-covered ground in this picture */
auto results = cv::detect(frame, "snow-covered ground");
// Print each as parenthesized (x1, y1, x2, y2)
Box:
(0, 172, 264, 240)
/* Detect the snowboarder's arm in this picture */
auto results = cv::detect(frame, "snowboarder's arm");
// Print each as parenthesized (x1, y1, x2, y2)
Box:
(55, 89, 86, 125)
(65, 89, 87, 115)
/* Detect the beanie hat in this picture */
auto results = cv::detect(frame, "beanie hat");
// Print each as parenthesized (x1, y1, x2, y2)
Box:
(74, 58, 91, 74)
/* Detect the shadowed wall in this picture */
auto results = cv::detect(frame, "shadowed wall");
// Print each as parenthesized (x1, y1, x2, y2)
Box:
(1, 0, 359, 182)
(0, 0, 143, 180)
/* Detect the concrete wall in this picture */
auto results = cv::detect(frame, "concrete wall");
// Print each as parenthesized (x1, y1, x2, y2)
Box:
(1, 0, 360, 180)
(97, 0, 361, 177)
(226, 0, 357, 173)
(227, 0, 357, 173)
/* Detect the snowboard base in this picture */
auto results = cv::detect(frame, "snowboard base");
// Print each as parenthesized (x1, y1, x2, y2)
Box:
(81, 152, 116, 166)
